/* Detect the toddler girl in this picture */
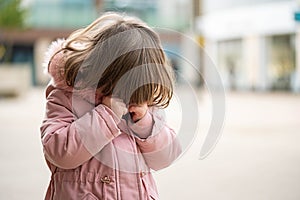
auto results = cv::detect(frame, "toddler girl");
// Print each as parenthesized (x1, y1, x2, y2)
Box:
(40, 12, 181, 200)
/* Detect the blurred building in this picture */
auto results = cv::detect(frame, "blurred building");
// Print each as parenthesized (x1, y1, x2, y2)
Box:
(0, 0, 100, 86)
(195, 0, 300, 92)
(0, 0, 190, 87)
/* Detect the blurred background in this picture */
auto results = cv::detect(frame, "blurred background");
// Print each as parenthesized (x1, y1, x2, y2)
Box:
(0, 0, 299, 199)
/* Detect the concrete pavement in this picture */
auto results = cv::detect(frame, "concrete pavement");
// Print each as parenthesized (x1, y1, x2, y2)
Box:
(0, 86, 299, 200)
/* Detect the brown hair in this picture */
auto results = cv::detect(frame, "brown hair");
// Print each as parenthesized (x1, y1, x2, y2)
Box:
(62, 12, 174, 107)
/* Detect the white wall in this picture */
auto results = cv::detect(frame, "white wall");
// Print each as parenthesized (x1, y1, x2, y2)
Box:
(203, 0, 292, 13)
(197, 1, 297, 40)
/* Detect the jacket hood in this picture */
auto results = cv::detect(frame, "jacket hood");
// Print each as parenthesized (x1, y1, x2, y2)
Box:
(43, 39, 103, 104)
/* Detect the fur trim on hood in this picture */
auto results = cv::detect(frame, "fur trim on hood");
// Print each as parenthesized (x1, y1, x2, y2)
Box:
(43, 38, 70, 91)
(43, 39, 103, 105)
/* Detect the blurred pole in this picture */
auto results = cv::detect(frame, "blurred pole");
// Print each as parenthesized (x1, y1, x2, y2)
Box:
(192, 0, 204, 87)
(243, 35, 268, 91)
(243, 35, 260, 90)
(94, 0, 104, 13)
(192, 0, 201, 29)
(295, 28, 300, 92)
(295, 0, 300, 92)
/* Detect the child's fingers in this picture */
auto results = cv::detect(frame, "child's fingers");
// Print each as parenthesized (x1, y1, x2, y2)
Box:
(128, 103, 148, 122)
(102, 96, 128, 119)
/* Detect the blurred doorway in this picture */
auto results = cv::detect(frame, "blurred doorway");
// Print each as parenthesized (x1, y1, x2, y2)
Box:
(218, 39, 243, 90)
(266, 34, 295, 90)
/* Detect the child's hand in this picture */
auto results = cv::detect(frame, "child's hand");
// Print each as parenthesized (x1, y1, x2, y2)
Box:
(102, 96, 128, 119)
(128, 103, 148, 122)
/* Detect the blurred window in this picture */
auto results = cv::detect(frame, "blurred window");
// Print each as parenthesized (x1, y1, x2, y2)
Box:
(103, 0, 158, 26)
(29, 0, 97, 29)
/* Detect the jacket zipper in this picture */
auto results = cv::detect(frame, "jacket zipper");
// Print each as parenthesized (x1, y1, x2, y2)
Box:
(130, 134, 143, 200)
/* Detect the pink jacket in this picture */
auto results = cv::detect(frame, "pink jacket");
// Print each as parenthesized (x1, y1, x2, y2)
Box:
(40, 39, 182, 200)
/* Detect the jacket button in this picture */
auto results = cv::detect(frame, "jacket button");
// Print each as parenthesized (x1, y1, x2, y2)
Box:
(140, 172, 146, 177)
(101, 176, 111, 184)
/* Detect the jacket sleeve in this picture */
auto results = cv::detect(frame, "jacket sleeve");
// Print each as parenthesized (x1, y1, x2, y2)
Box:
(40, 88, 121, 169)
(129, 108, 182, 171)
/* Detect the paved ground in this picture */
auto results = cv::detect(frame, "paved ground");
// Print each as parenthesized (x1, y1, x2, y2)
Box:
(0, 86, 299, 200)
